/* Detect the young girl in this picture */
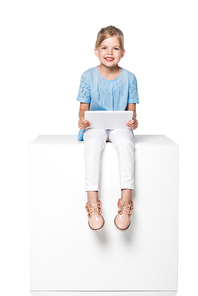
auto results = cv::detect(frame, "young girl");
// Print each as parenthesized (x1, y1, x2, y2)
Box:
(76, 25, 139, 231)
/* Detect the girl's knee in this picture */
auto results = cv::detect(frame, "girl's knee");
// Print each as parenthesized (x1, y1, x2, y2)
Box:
(84, 129, 107, 149)
(120, 138, 135, 152)
(85, 137, 100, 148)
(110, 130, 134, 148)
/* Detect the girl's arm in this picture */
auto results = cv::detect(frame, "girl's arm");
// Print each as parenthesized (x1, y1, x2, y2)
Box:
(78, 103, 91, 129)
(126, 103, 136, 118)
(126, 103, 138, 130)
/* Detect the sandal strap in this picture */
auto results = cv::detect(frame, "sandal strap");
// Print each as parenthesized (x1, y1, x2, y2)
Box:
(85, 200, 102, 217)
(117, 198, 134, 216)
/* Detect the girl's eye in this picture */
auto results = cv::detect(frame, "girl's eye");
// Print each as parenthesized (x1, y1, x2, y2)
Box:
(114, 48, 119, 50)
(102, 47, 107, 50)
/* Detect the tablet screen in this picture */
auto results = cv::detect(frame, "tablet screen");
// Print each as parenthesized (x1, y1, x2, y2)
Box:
(85, 111, 133, 129)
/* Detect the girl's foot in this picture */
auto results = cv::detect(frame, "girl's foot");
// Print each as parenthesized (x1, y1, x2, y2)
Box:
(85, 200, 105, 231)
(114, 198, 134, 230)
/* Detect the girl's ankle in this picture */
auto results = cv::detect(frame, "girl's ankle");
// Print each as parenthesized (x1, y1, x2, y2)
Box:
(87, 191, 98, 204)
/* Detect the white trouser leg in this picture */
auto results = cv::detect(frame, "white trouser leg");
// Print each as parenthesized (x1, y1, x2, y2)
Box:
(108, 128, 135, 190)
(83, 128, 108, 192)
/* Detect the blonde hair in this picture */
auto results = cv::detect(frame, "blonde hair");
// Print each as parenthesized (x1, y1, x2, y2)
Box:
(95, 25, 124, 49)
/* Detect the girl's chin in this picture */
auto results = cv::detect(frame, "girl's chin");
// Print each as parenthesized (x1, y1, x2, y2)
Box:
(101, 63, 118, 68)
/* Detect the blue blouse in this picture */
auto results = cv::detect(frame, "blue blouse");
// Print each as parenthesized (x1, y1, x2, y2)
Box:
(76, 66, 139, 141)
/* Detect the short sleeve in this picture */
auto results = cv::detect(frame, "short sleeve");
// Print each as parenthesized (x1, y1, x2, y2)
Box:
(128, 75, 139, 104)
(76, 73, 91, 103)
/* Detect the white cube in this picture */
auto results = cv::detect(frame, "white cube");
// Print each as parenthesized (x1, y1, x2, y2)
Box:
(29, 135, 178, 292)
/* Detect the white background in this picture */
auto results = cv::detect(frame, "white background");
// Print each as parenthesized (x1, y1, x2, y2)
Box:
(0, 0, 197, 295)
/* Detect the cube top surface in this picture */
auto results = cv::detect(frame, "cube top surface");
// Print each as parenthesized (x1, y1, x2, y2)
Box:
(30, 135, 178, 146)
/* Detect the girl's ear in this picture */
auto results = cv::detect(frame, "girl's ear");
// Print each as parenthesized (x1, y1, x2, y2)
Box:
(94, 48, 98, 57)
(121, 49, 126, 58)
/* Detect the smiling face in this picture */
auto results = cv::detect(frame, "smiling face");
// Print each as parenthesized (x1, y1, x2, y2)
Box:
(94, 36, 125, 69)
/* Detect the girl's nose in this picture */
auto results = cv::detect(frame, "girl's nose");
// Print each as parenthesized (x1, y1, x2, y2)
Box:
(107, 48, 113, 54)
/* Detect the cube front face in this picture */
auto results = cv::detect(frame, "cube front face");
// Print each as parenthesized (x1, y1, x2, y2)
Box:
(30, 136, 178, 291)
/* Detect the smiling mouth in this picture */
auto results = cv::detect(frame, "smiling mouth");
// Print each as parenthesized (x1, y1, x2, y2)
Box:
(105, 57, 114, 61)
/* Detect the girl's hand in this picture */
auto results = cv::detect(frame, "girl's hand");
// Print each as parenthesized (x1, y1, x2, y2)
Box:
(126, 118, 138, 130)
(78, 117, 91, 130)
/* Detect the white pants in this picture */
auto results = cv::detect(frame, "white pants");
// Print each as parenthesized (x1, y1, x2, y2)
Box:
(83, 128, 135, 192)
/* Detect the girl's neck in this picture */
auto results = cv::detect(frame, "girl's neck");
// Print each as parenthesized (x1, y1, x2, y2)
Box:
(97, 64, 122, 80)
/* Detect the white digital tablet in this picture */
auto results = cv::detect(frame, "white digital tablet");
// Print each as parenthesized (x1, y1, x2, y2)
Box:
(84, 111, 133, 129)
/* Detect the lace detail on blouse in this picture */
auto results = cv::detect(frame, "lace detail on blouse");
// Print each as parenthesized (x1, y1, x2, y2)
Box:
(79, 74, 90, 98)
(129, 76, 138, 101)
